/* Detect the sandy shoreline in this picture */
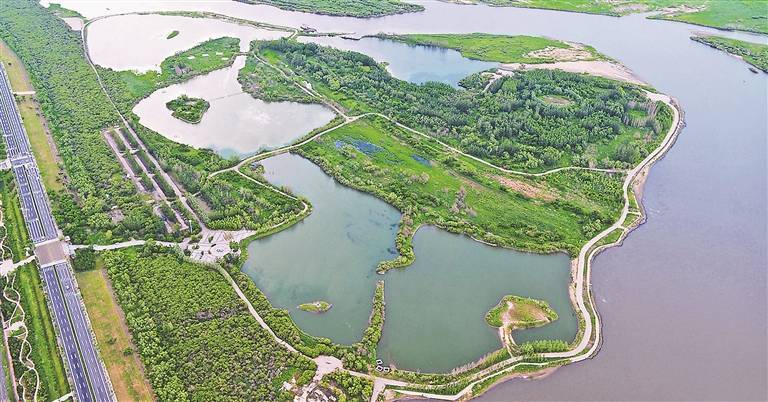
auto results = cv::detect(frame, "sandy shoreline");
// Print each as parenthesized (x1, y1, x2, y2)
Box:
(500, 60, 647, 85)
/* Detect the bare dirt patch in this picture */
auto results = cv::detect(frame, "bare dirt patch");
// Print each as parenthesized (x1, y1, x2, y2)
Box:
(489, 174, 555, 201)
(499, 60, 646, 85)
(526, 44, 594, 62)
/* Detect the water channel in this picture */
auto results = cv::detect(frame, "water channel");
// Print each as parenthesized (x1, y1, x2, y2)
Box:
(53, 0, 767, 398)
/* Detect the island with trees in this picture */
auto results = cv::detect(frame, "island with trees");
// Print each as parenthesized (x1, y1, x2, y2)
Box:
(165, 94, 210, 123)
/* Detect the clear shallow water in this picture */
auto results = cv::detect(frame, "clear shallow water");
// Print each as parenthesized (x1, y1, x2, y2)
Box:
(299, 36, 497, 88)
(87, 13, 288, 72)
(56, 0, 767, 398)
(244, 154, 575, 372)
(132, 56, 335, 158)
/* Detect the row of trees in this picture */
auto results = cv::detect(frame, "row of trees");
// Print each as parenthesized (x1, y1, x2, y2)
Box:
(0, 0, 166, 244)
(258, 40, 665, 171)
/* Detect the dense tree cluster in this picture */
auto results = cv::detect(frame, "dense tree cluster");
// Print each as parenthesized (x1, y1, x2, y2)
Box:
(257, 40, 668, 171)
(102, 244, 315, 401)
(0, 0, 166, 244)
(193, 171, 305, 231)
(236, 0, 423, 17)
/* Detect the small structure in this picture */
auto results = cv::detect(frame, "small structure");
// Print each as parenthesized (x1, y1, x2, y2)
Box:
(300, 25, 317, 33)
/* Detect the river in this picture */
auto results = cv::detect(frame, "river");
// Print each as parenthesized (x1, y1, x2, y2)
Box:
(49, 0, 767, 399)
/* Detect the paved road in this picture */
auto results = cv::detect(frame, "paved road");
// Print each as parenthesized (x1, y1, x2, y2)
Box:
(0, 65, 113, 401)
(0, 336, 9, 402)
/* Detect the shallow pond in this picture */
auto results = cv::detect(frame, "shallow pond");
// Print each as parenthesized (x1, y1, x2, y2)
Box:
(132, 56, 335, 158)
(299, 36, 497, 88)
(244, 153, 575, 372)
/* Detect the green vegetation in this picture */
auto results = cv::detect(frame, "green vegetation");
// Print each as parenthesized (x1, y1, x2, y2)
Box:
(692, 35, 768, 72)
(72, 246, 97, 271)
(298, 300, 332, 313)
(240, 0, 424, 17)
(461, 0, 768, 34)
(253, 40, 669, 172)
(76, 269, 155, 401)
(1, 173, 31, 262)
(101, 244, 315, 401)
(379, 33, 601, 63)
(97, 36, 241, 195)
(192, 171, 306, 231)
(165, 94, 210, 124)
(518, 339, 569, 354)
(0, 0, 166, 244)
(45, 2, 83, 19)
(9, 263, 70, 400)
(320, 370, 374, 401)
(166, 30, 179, 39)
(238, 54, 316, 103)
(99, 36, 240, 103)
(484, 295, 558, 330)
(297, 115, 625, 260)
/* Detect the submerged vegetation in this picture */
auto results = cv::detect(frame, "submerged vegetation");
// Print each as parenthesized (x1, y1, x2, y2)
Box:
(378, 33, 601, 63)
(165, 94, 210, 124)
(691, 35, 768, 72)
(238, 0, 424, 17)
(252, 39, 670, 172)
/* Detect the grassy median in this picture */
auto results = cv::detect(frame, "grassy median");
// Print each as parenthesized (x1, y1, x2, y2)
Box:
(76, 268, 155, 401)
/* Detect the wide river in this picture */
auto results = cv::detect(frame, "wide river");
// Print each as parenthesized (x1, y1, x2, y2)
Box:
(52, 0, 766, 399)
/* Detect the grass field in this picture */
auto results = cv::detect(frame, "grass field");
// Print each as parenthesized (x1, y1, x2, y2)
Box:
(691, 35, 768, 72)
(76, 268, 155, 402)
(380, 33, 602, 63)
(0, 39, 32, 92)
(467, 0, 768, 34)
(16, 263, 69, 400)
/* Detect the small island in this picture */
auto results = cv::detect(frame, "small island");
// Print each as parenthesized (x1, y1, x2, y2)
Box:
(486, 295, 558, 335)
(298, 301, 332, 313)
(167, 30, 179, 39)
(165, 95, 209, 124)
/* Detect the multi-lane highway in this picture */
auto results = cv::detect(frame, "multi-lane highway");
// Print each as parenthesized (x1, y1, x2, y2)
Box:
(0, 65, 113, 401)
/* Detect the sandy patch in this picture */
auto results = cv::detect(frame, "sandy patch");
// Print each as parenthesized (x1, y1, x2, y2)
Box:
(658, 4, 707, 16)
(499, 60, 646, 85)
(526, 45, 593, 62)
(612, 3, 650, 13)
(490, 174, 555, 200)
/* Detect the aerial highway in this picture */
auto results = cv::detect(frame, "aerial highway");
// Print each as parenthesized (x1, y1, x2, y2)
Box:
(0, 65, 113, 401)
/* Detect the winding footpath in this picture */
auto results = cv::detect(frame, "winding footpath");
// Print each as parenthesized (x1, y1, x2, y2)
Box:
(80, 12, 685, 402)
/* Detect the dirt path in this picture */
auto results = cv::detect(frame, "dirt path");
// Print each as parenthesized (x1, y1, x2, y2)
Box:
(80, 12, 684, 402)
